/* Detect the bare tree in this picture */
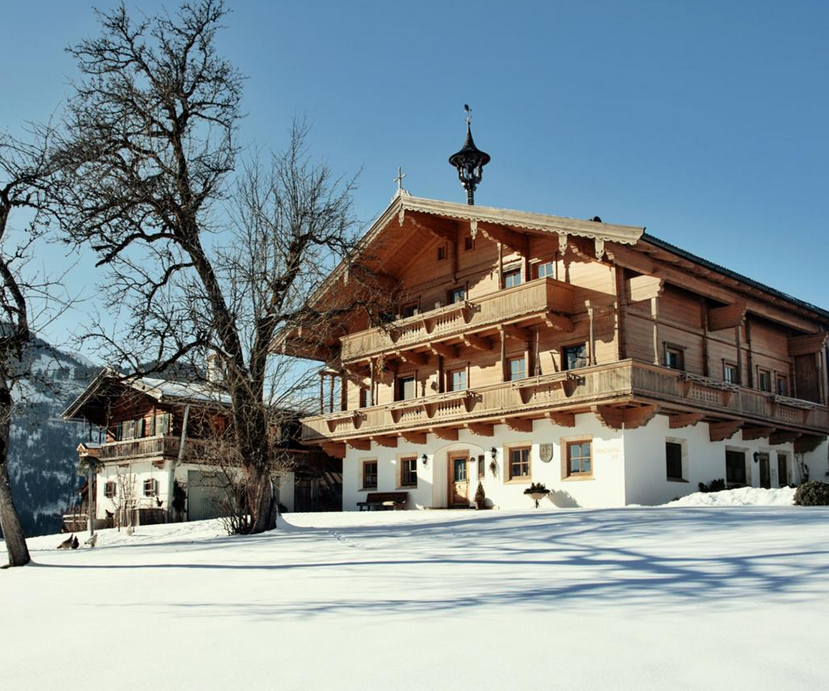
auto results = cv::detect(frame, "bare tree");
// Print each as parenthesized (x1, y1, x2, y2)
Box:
(0, 129, 63, 566)
(55, 1, 386, 533)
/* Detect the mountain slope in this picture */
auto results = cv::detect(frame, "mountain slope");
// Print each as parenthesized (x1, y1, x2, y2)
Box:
(6, 338, 98, 536)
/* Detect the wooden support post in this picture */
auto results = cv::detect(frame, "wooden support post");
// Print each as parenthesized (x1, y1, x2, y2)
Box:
(735, 324, 743, 386)
(614, 267, 626, 361)
(329, 373, 335, 413)
(588, 304, 596, 365)
(319, 372, 324, 415)
(500, 328, 507, 382)
(651, 296, 660, 365)
(701, 297, 710, 377)
(745, 319, 754, 388)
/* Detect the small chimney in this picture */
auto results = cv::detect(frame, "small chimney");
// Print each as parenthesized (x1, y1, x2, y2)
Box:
(206, 353, 223, 385)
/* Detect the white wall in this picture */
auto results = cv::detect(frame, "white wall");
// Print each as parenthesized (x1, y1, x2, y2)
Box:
(623, 415, 796, 506)
(342, 411, 810, 511)
(342, 413, 627, 510)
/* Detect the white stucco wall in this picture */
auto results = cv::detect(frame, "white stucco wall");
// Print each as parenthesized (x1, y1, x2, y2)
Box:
(342, 412, 815, 511)
(342, 413, 627, 511)
(623, 415, 796, 506)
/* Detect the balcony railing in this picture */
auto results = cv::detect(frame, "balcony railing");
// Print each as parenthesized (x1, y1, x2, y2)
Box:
(98, 435, 207, 463)
(340, 277, 575, 362)
(300, 360, 829, 442)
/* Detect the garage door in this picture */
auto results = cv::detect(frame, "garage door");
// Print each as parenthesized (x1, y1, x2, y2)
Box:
(187, 470, 226, 521)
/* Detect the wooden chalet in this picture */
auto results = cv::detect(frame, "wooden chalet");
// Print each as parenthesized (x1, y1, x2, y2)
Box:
(63, 369, 341, 527)
(278, 191, 829, 510)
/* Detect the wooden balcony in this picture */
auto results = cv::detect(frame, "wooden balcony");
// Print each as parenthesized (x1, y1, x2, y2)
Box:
(98, 435, 206, 463)
(300, 360, 829, 447)
(340, 277, 575, 363)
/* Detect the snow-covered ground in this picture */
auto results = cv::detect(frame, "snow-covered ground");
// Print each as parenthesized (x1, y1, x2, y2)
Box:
(3, 505, 829, 690)
(664, 486, 796, 507)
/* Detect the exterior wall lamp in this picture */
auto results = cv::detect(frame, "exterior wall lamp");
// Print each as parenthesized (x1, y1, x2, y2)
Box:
(421, 453, 429, 467)
(490, 447, 497, 461)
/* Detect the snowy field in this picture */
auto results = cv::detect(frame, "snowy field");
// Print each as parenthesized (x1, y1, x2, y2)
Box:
(3, 500, 829, 690)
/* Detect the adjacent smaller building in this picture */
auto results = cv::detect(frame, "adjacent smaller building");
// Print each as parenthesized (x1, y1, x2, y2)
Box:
(62, 369, 340, 528)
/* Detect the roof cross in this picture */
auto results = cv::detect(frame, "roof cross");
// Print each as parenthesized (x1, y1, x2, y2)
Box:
(393, 166, 407, 192)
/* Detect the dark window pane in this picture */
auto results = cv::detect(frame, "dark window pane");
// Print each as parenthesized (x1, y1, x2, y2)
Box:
(563, 344, 588, 371)
(503, 269, 522, 289)
(666, 442, 683, 479)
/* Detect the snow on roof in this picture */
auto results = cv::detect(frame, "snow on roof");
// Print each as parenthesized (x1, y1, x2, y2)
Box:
(130, 376, 233, 406)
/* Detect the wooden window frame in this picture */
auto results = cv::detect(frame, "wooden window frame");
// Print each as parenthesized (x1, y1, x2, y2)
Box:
(446, 366, 468, 392)
(447, 285, 467, 305)
(776, 452, 789, 487)
(664, 343, 685, 371)
(563, 439, 593, 479)
(725, 448, 748, 487)
(361, 460, 378, 490)
(723, 361, 739, 385)
(104, 481, 117, 498)
(775, 374, 788, 397)
(562, 342, 589, 371)
(506, 355, 526, 382)
(143, 478, 158, 497)
(665, 439, 687, 482)
(757, 367, 772, 393)
(506, 445, 532, 483)
(397, 374, 417, 402)
(399, 456, 418, 489)
(437, 244, 447, 261)
(400, 301, 419, 319)
(464, 236, 475, 251)
(534, 260, 555, 280)
(502, 266, 522, 290)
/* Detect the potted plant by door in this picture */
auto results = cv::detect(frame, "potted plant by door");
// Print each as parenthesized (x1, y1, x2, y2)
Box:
(474, 482, 486, 510)
(524, 482, 550, 508)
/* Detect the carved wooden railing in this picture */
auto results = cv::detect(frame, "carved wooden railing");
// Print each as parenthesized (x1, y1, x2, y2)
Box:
(98, 436, 208, 462)
(339, 277, 575, 362)
(300, 360, 829, 442)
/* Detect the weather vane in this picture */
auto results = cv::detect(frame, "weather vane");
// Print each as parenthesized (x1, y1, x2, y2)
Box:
(448, 104, 491, 205)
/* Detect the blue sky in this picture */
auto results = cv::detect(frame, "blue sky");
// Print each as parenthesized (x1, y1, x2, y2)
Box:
(2, 0, 827, 350)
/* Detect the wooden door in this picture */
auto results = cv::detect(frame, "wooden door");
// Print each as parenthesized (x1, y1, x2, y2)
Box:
(777, 453, 789, 487)
(758, 454, 771, 489)
(448, 453, 470, 507)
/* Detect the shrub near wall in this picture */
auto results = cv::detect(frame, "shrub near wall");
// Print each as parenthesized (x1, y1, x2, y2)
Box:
(794, 481, 829, 506)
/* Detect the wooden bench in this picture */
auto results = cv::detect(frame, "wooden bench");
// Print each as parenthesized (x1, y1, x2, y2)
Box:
(357, 492, 408, 511)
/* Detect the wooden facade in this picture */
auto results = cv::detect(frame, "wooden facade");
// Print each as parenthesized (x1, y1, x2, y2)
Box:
(281, 194, 829, 461)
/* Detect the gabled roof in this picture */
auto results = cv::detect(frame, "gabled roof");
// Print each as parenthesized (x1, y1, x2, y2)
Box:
(299, 192, 645, 313)
(62, 367, 232, 423)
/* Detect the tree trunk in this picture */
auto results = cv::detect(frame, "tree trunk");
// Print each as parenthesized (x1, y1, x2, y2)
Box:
(248, 465, 276, 533)
(0, 388, 30, 567)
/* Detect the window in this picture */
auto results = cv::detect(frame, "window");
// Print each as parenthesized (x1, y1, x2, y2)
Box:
(776, 375, 788, 396)
(123, 420, 135, 440)
(437, 245, 447, 261)
(397, 376, 416, 401)
(156, 412, 171, 436)
(567, 441, 592, 477)
(664, 345, 685, 371)
(362, 461, 378, 490)
(143, 478, 158, 497)
(400, 457, 418, 488)
(359, 387, 372, 408)
(477, 454, 485, 478)
(724, 362, 738, 385)
(777, 453, 789, 487)
(563, 343, 588, 371)
(400, 302, 418, 319)
(448, 287, 466, 304)
(113, 422, 123, 441)
(136, 418, 146, 438)
(447, 368, 467, 392)
(507, 356, 526, 381)
(666, 441, 684, 481)
(104, 481, 117, 498)
(464, 236, 474, 251)
(757, 368, 772, 392)
(503, 268, 522, 289)
(536, 261, 554, 279)
(725, 450, 747, 486)
(508, 447, 531, 481)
